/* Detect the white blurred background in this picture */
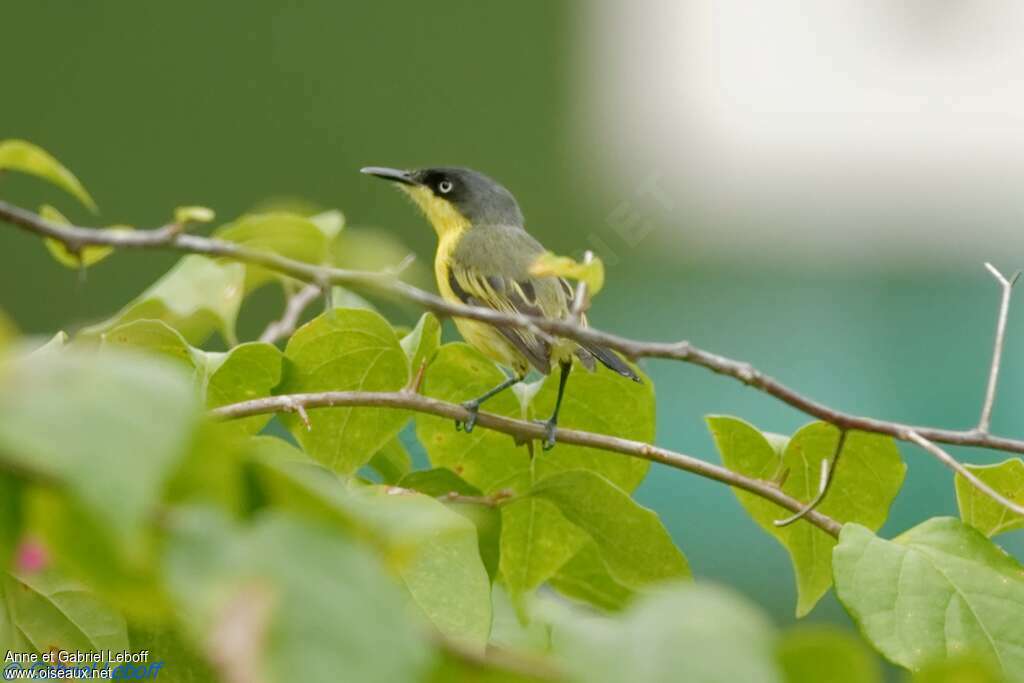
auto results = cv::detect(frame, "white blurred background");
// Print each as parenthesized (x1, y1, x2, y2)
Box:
(580, 1, 1024, 263)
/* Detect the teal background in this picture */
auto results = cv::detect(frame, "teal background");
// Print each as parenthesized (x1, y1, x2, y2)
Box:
(2, 0, 1021, 635)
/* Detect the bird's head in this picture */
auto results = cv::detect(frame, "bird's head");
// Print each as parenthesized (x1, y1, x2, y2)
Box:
(361, 166, 523, 236)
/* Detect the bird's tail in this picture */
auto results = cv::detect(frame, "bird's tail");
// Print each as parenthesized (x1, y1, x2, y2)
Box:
(576, 342, 642, 383)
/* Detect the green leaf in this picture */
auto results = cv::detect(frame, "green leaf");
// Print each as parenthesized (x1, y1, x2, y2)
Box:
(103, 319, 282, 435)
(279, 309, 410, 473)
(912, 655, 1009, 683)
(164, 508, 433, 683)
(833, 519, 1024, 680)
(549, 540, 634, 612)
(401, 312, 441, 376)
(529, 470, 690, 589)
(417, 343, 654, 608)
(83, 255, 246, 346)
(0, 139, 97, 211)
(214, 212, 342, 290)
(2, 567, 129, 654)
(0, 347, 200, 542)
(127, 621, 218, 683)
(708, 417, 906, 616)
(398, 468, 482, 497)
(545, 582, 781, 683)
(39, 205, 132, 268)
(366, 437, 413, 484)
(955, 459, 1024, 537)
(398, 468, 502, 581)
(392, 493, 492, 649)
(500, 495, 588, 613)
(776, 626, 881, 683)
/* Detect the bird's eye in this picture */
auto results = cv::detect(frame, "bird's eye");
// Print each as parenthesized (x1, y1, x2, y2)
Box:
(438, 179, 454, 194)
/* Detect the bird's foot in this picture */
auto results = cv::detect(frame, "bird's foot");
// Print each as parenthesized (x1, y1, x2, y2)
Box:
(455, 400, 481, 433)
(535, 418, 558, 451)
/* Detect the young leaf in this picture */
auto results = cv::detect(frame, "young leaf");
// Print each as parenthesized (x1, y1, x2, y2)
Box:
(3, 567, 129, 653)
(955, 459, 1024, 537)
(400, 312, 441, 377)
(164, 508, 433, 683)
(708, 417, 905, 617)
(0, 348, 200, 542)
(279, 309, 410, 473)
(776, 625, 881, 683)
(83, 255, 246, 346)
(544, 583, 780, 683)
(0, 139, 97, 211)
(833, 519, 1024, 680)
(40, 205, 132, 269)
(529, 251, 605, 297)
(528, 470, 690, 588)
(173, 205, 215, 225)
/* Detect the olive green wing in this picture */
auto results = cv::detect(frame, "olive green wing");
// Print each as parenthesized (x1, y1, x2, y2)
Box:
(448, 226, 571, 374)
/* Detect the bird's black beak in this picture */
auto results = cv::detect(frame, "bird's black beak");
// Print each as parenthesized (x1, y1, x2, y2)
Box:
(360, 166, 418, 186)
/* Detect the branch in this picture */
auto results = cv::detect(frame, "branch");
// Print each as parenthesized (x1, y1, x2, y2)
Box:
(977, 263, 1020, 433)
(209, 391, 843, 537)
(259, 283, 321, 344)
(3, 200, 1024, 521)
(904, 430, 1024, 518)
(4, 200, 1024, 457)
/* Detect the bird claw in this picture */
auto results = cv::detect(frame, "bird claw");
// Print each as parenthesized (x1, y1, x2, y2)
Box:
(456, 401, 481, 433)
(537, 419, 557, 451)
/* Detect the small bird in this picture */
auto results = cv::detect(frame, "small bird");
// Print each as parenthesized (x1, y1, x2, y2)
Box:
(361, 166, 640, 449)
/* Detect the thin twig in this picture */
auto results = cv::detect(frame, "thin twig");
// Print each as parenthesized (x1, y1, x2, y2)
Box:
(905, 430, 1024, 517)
(258, 283, 322, 344)
(209, 391, 844, 537)
(774, 429, 847, 527)
(977, 263, 1020, 433)
(3, 200, 1024, 518)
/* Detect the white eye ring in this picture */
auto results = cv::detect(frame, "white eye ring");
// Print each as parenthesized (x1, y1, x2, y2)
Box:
(438, 180, 453, 194)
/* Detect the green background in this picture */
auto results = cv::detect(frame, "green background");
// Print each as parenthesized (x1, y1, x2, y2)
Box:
(2, 0, 1021, 630)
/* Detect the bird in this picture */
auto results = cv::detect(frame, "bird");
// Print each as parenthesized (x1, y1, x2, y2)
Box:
(360, 166, 640, 450)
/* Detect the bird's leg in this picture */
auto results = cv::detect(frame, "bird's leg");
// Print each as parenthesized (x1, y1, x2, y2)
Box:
(539, 361, 572, 451)
(456, 371, 524, 433)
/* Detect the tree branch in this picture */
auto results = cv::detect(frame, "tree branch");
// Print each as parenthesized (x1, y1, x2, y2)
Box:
(977, 263, 1020, 434)
(3, 199, 1024, 520)
(259, 283, 321, 344)
(209, 390, 843, 537)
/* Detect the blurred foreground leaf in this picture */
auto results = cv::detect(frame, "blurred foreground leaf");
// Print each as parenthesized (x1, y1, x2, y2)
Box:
(708, 417, 905, 616)
(776, 625, 881, 683)
(165, 508, 433, 683)
(833, 519, 1024, 680)
(1, 567, 128, 653)
(0, 347, 199, 542)
(544, 583, 780, 683)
